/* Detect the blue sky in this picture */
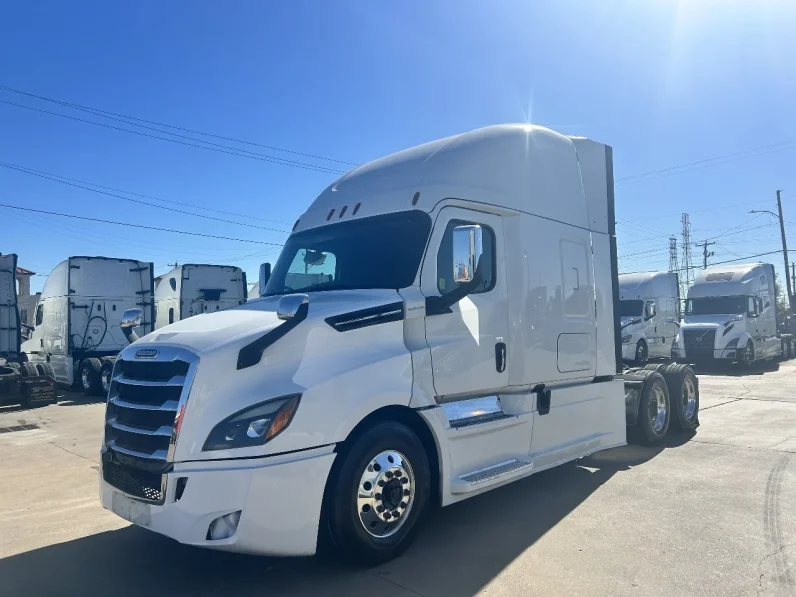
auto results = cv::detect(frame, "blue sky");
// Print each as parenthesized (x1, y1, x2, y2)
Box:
(2, 0, 796, 294)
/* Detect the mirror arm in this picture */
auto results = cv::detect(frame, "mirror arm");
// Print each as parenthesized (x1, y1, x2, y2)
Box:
(426, 265, 484, 316)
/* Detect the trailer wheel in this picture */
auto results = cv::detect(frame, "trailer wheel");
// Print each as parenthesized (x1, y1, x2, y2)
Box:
(627, 370, 670, 445)
(663, 364, 699, 431)
(643, 363, 667, 373)
(324, 421, 430, 565)
(40, 363, 55, 379)
(634, 340, 648, 366)
(79, 358, 103, 396)
(100, 360, 114, 395)
(20, 363, 39, 377)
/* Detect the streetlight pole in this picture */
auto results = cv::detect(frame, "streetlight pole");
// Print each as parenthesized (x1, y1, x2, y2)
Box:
(751, 189, 793, 312)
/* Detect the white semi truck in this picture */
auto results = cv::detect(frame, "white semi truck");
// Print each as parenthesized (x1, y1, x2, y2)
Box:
(674, 262, 791, 366)
(21, 256, 154, 395)
(619, 271, 680, 364)
(154, 264, 247, 329)
(99, 125, 700, 563)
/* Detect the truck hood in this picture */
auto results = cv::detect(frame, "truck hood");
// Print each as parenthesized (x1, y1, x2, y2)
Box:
(132, 289, 401, 355)
(620, 316, 643, 331)
(682, 314, 743, 328)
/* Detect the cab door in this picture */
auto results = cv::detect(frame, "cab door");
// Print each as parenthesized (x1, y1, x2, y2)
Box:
(421, 207, 509, 399)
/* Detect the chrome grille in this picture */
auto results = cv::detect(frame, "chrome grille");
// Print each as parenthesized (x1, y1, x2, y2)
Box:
(683, 329, 716, 360)
(102, 346, 198, 503)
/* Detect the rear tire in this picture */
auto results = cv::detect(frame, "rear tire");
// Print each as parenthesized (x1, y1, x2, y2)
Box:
(323, 421, 430, 565)
(626, 370, 670, 446)
(100, 359, 115, 396)
(20, 362, 39, 377)
(79, 358, 103, 396)
(634, 340, 648, 366)
(663, 364, 699, 431)
(643, 363, 667, 373)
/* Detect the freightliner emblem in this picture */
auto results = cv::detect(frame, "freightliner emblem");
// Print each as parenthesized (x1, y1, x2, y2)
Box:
(135, 349, 159, 359)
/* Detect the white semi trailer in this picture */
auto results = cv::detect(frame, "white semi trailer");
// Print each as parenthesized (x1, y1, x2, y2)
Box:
(99, 125, 700, 563)
(21, 256, 154, 394)
(674, 262, 791, 366)
(0, 253, 57, 406)
(618, 271, 680, 364)
(154, 264, 247, 329)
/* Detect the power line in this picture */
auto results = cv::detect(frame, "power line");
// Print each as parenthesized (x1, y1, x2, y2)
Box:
(0, 99, 347, 175)
(0, 202, 283, 246)
(616, 141, 796, 186)
(0, 161, 290, 234)
(620, 250, 783, 275)
(0, 85, 357, 166)
(0, 161, 288, 224)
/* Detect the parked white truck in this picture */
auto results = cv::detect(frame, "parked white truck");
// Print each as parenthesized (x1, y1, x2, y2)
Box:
(154, 264, 247, 329)
(619, 271, 680, 364)
(99, 125, 700, 564)
(21, 256, 154, 394)
(673, 262, 790, 365)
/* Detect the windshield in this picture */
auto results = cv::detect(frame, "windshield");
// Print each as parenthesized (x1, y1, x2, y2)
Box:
(264, 211, 432, 296)
(686, 295, 746, 316)
(619, 300, 643, 317)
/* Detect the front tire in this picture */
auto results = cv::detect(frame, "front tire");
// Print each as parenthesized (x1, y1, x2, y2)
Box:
(634, 340, 648, 366)
(324, 421, 430, 565)
(100, 359, 115, 396)
(741, 341, 755, 367)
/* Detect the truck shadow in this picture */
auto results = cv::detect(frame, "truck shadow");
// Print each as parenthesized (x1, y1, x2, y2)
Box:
(0, 439, 690, 597)
(692, 361, 780, 377)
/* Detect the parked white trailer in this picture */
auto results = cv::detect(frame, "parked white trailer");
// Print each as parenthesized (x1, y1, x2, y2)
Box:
(21, 256, 154, 393)
(0, 253, 21, 362)
(154, 264, 247, 329)
(673, 262, 787, 365)
(619, 271, 680, 364)
(100, 125, 700, 564)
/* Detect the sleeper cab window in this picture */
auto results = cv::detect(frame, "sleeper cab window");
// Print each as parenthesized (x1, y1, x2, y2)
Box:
(436, 220, 496, 295)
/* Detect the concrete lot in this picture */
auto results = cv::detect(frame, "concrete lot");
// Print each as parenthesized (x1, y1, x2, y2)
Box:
(1, 362, 795, 597)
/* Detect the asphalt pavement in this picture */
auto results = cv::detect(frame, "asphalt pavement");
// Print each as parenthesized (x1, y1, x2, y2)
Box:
(1, 361, 795, 596)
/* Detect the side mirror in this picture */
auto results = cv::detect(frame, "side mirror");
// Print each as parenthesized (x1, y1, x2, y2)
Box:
(644, 303, 656, 321)
(452, 225, 483, 284)
(120, 308, 142, 344)
(277, 293, 309, 321)
(259, 262, 272, 298)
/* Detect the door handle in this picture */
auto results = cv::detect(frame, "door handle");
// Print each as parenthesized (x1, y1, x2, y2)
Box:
(495, 342, 506, 373)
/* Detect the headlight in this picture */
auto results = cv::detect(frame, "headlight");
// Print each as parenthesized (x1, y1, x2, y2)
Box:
(622, 335, 632, 343)
(203, 395, 300, 451)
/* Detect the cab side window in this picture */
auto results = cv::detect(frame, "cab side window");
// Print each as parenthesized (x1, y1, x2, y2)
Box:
(436, 220, 496, 295)
(35, 304, 44, 326)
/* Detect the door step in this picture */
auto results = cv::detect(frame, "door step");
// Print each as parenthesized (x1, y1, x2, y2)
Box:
(449, 412, 512, 429)
(451, 459, 534, 494)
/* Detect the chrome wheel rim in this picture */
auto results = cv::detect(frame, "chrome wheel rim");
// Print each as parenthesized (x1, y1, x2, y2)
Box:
(745, 343, 754, 364)
(683, 377, 697, 420)
(81, 369, 90, 389)
(101, 370, 111, 394)
(357, 450, 415, 539)
(649, 385, 667, 433)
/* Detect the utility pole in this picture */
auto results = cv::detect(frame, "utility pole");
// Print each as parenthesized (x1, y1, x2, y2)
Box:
(791, 262, 795, 288)
(701, 240, 715, 269)
(681, 213, 694, 290)
(751, 190, 792, 311)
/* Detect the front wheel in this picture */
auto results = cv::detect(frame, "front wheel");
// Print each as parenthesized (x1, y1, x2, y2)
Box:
(741, 341, 755, 367)
(324, 421, 430, 565)
(634, 340, 648, 366)
(100, 360, 115, 396)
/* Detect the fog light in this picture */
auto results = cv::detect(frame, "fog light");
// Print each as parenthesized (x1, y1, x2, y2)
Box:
(207, 510, 242, 540)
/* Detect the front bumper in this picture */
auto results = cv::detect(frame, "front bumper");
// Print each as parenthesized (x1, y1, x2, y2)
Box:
(621, 343, 637, 361)
(100, 446, 336, 556)
(671, 346, 738, 362)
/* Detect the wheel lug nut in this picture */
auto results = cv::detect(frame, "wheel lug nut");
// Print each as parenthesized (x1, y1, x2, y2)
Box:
(376, 505, 384, 513)
(375, 493, 382, 500)
(385, 471, 393, 479)
(403, 489, 410, 496)
(378, 480, 385, 487)
(401, 478, 408, 484)
(384, 512, 392, 519)
(400, 501, 407, 508)
(392, 511, 400, 518)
